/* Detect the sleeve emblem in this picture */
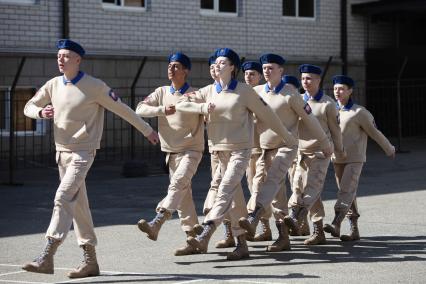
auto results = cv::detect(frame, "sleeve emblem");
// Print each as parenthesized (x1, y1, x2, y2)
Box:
(109, 89, 119, 102)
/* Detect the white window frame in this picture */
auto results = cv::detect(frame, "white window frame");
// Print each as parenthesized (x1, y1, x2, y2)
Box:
(102, 0, 146, 12)
(0, 87, 47, 137)
(200, 0, 238, 17)
(0, 0, 36, 5)
(282, 0, 316, 20)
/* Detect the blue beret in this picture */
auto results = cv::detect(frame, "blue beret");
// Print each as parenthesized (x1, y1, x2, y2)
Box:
(169, 52, 191, 70)
(214, 48, 241, 69)
(260, 53, 285, 66)
(242, 61, 262, 74)
(282, 75, 300, 89)
(299, 64, 322, 75)
(57, 39, 85, 57)
(208, 55, 216, 66)
(332, 75, 355, 88)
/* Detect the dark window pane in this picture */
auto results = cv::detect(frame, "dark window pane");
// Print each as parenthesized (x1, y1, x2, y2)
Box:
(0, 90, 5, 129)
(219, 0, 236, 13)
(124, 0, 145, 7)
(299, 0, 314, 17)
(283, 0, 296, 16)
(103, 0, 115, 3)
(201, 0, 214, 9)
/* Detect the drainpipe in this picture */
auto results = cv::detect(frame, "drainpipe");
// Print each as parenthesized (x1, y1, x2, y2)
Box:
(341, 0, 348, 75)
(62, 0, 69, 38)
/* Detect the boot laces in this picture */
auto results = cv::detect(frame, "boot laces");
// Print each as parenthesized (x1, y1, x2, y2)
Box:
(34, 239, 55, 263)
(82, 245, 96, 264)
(223, 222, 232, 238)
(150, 212, 165, 225)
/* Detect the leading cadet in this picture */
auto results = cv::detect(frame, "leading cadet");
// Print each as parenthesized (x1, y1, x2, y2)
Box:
(177, 48, 297, 260)
(135, 52, 205, 256)
(286, 64, 345, 245)
(22, 39, 159, 278)
(239, 54, 331, 252)
(324, 75, 395, 241)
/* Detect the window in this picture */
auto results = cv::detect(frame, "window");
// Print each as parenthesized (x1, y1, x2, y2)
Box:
(283, 0, 315, 18)
(200, 0, 237, 16)
(102, 0, 145, 9)
(0, 87, 46, 136)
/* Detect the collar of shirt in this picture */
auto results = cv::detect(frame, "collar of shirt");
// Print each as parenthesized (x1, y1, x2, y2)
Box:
(215, 79, 238, 93)
(303, 90, 323, 102)
(336, 98, 354, 111)
(62, 71, 84, 85)
(264, 80, 285, 94)
(170, 82, 190, 95)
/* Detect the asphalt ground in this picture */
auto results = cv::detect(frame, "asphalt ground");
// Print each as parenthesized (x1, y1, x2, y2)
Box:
(1, 138, 426, 284)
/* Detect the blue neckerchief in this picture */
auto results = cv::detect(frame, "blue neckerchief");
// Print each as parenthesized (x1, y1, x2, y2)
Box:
(337, 98, 354, 111)
(264, 80, 285, 94)
(170, 82, 190, 94)
(303, 90, 324, 102)
(62, 71, 84, 85)
(215, 79, 238, 93)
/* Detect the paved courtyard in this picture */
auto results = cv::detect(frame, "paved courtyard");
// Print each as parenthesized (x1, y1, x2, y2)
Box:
(1, 138, 425, 283)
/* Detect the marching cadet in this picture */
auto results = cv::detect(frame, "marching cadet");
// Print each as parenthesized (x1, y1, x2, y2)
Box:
(286, 64, 345, 246)
(239, 55, 331, 252)
(324, 75, 395, 241)
(22, 39, 159, 278)
(136, 52, 205, 256)
(201, 55, 237, 249)
(242, 61, 274, 242)
(177, 48, 297, 260)
(282, 75, 311, 237)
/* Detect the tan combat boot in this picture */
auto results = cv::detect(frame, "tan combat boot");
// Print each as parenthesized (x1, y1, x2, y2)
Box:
(187, 221, 216, 252)
(137, 209, 172, 241)
(238, 205, 265, 238)
(67, 244, 100, 278)
(267, 221, 291, 252)
(340, 216, 360, 241)
(226, 234, 249, 260)
(253, 218, 272, 242)
(304, 220, 326, 245)
(324, 211, 346, 237)
(284, 207, 307, 236)
(22, 237, 61, 274)
(215, 220, 236, 248)
(299, 214, 311, 236)
(174, 230, 205, 256)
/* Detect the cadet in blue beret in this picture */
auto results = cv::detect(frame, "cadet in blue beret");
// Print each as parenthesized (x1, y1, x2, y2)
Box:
(299, 64, 322, 75)
(282, 75, 301, 90)
(208, 54, 218, 82)
(242, 61, 263, 87)
(22, 39, 159, 278)
(285, 65, 344, 245)
(57, 39, 85, 57)
(260, 53, 286, 66)
(332, 75, 355, 88)
(325, 75, 395, 242)
(214, 47, 241, 78)
(178, 47, 296, 261)
(136, 52, 205, 257)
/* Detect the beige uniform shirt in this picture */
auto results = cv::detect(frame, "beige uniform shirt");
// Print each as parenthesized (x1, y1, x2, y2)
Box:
(136, 85, 204, 153)
(254, 82, 328, 150)
(24, 73, 153, 152)
(176, 80, 296, 151)
(332, 102, 394, 163)
(298, 91, 344, 155)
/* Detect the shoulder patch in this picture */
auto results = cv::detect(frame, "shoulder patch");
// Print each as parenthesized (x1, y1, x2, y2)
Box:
(109, 89, 119, 102)
(304, 103, 312, 114)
